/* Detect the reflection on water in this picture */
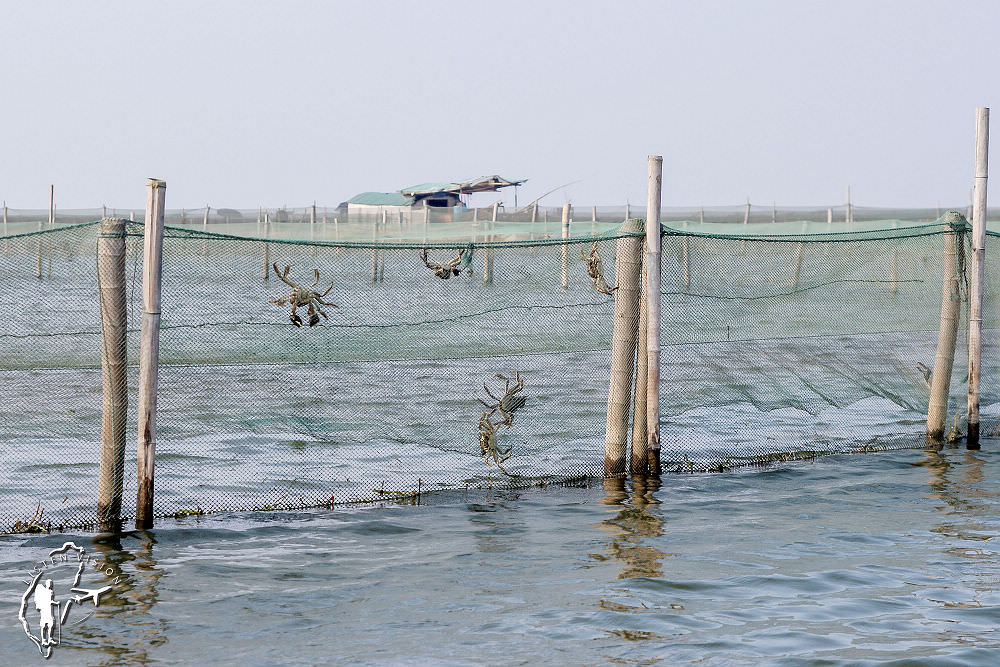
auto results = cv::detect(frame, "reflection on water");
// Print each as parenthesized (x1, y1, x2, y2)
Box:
(57, 532, 166, 664)
(3, 449, 1000, 664)
(598, 477, 666, 580)
(919, 446, 1000, 611)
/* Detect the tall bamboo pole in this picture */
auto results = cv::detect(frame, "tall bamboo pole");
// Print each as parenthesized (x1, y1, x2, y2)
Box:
(262, 212, 270, 281)
(97, 217, 128, 532)
(631, 262, 648, 474)
(604, 219, 643, 476)
(968, 107, 989, 449)
(561, 203, 570, 291)
(136, 178, 166, 530)
(35, 222, 42, 278)
(926, 211, 966, 441)
(645, 156, 663, 476)
(484, 202, 498, 283)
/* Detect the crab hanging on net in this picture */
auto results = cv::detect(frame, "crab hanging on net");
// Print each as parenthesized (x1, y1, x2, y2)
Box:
(269, 262, 338, 327)
(478, 371, 526, 427)
(421, 248, 471, 279)
(579, 242, 617, 295)
(479, 410, 512, 474)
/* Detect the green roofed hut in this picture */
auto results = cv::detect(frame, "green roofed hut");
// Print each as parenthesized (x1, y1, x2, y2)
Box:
(341, 175, 525, 216)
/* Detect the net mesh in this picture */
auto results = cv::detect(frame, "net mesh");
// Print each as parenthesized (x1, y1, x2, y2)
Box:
(1, 211, 997, 532)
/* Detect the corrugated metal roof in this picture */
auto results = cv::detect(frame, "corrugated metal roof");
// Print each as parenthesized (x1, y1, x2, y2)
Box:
(347, 192, 414, 206)
(400, 175, 525, 197)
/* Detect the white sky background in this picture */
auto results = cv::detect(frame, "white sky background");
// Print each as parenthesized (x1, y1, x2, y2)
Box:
(1, 1, 997, 210)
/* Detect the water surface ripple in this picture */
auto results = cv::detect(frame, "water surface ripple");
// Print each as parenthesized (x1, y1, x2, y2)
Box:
(2, 447, 1000, 665)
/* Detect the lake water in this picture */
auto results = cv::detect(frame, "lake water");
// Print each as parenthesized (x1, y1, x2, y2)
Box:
(2, 445, 1000, 665)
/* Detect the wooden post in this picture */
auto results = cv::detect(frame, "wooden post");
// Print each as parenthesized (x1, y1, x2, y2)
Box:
(889, 221, 899, 297)
(484, 202, 498, 284)
(604, 219, 644, 476)
(97, 217, 128, 532)
(36, 222, 42, 278)
(699, 207, 704, 224)
(592, 205, 597, 222)
(926, 211, 966, 442)
(136, 178, 166, 530)
(682, 223, 690, 289)
(645, 156, 663, 476)
(772, 201, 776, 224)
(531, 202, 538, 223)
(262, 212, 270, 281)
(968, 107, 989, 449)
(625, 202, 630, 221)
(372, 211, 380, 282)
(561, 203, 570, 291)
(631, 262, 648, 474)
(827, 208, 832, 224)
(202, 204, 210, 257)
(311, 201, 316, 227)
(846, 186, 852, 223)
(743, 196, 750, 224)
(49, 184, 54, 226)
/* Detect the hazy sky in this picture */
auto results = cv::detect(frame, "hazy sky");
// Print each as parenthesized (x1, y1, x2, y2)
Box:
(1, 1, 997, 210)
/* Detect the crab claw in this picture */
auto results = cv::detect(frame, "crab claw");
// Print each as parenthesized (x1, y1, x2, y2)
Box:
(309, 313, 320, 327)
(290, 313, 303, 327)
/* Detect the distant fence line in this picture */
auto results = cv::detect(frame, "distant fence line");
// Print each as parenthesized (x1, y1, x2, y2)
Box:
(2, 203, 998, 227)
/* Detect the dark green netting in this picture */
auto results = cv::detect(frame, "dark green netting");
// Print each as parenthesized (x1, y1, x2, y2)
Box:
(0, 215, 996, 531)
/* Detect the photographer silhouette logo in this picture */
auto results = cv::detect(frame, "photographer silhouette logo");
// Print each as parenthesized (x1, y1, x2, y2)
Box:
(18, 542, 123, 659)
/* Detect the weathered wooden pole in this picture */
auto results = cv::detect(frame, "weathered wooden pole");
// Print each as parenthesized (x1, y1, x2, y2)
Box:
(484, 202, 498, 283)
(846, 186, 852, 223)
(631, 262, 648, 474)
(531, 202, 538, 223)
(926, 210, 967, 442)
(561, 202, 570, 291)
(36, 222, 42, 278)
(743, 197, 750, 224)
(625, 202, 630, 221)
(262, 212, 270, 281)
(604, 218, 644, 476)
(203, 204, 210, 229)
(49, 184, 54, 226)
(371, 212, 380, 282)
(136, 178, 166, 530)
(645, 156, 663, 476)
(968, 107, 989, 450)
(699, 206, 704, 224)
(97, 217, 128, 532)
(827, 208, 832, 224)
